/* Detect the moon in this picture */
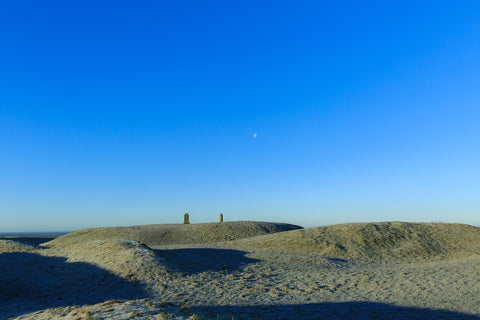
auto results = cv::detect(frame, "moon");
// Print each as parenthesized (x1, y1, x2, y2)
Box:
(253, 133, 257, 138)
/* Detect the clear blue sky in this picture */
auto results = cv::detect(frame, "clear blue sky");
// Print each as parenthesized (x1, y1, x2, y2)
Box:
(1, 1, 479, 232)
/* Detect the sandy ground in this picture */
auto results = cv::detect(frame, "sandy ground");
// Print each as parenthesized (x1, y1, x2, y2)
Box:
(2, 223, 480, 319)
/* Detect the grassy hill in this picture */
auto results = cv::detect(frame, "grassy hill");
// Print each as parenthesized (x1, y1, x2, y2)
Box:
(41, 221, 480, 262)
(227, 221, 480, 261)
(43, 221, 303, 248)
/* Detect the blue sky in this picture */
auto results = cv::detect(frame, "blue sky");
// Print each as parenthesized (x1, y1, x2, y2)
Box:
(1, 1, 479, 231)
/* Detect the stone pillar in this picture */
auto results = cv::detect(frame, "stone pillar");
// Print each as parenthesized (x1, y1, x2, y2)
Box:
(184, 213, 190, 224)
(219, 213, 223, 223)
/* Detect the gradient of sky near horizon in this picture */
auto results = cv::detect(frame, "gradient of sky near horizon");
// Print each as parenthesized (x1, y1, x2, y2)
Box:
(1, 1, 479, 232)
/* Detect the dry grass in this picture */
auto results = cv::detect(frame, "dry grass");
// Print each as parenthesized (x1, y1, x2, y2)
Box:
(10, 299, 193, 320)
(4, 221, 480, 319)
(227, 221, 480, 261)
(43, 221, 302, 248)
(43, 239, 169, 281)
(0, 240, 37, 253)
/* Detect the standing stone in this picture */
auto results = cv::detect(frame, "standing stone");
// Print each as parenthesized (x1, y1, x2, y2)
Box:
(184, 213, 190, 224)
(219, 213, 223, 223)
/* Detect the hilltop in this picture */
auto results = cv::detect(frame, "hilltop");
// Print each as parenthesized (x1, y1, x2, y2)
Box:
(43, 221, 302, 248)
(227, 221, 480, 261)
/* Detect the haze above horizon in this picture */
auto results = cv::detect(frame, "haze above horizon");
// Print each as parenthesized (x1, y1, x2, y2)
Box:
(1, 1, 479, 232)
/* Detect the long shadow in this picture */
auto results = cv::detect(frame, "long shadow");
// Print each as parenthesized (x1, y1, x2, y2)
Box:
(0, 252, 147, 319)
(155, 248, 259, 274)
(191, 302, 480, 319)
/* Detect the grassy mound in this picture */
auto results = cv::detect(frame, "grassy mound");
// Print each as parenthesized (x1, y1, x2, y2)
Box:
(228, 222, 480, 261)
(44, 239, 169, 282)
(43, 221, 302, 248)
(0, 240, 37, 253)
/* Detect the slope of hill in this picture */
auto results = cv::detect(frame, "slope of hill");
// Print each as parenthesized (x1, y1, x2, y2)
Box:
(43, 221, 303, 248)
(4, 221, 480, 319)
(227, 221, 480, 261)
(0, 240, 36, 253)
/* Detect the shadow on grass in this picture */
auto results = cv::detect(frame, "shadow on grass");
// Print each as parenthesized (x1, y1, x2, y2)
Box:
(192, 302, 480, 320)
(0, 252, 147, 318)
(155, 248, 259, 274)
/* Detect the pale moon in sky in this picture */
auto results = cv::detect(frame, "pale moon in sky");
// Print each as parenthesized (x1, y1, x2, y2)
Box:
(253, 133, 257, 138)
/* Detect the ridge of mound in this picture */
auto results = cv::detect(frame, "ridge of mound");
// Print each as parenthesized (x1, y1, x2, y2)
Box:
(44, 239, 168, 282)
(227, 222, 480, 261)
(0, 240, 37, 253)
(10, 299, 190, 320)
(43, 221, 302, 248)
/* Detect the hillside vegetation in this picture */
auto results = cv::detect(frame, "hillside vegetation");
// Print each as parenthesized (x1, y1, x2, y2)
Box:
(43, 221, 302, 248)
(4, 221, 480, 319)
(0, 240, 36, 253)
(227, 221, 480, 261)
